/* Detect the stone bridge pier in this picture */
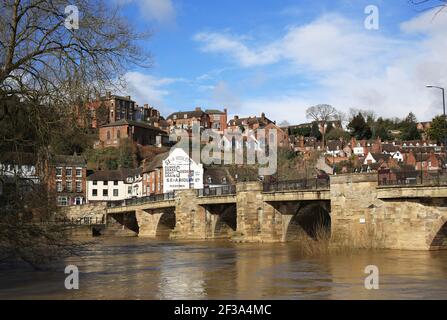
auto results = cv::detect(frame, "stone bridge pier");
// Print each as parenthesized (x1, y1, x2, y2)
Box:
(330, 173, 447, 250)
(135, 208, 176, 239)
(106, 212, 139, 236)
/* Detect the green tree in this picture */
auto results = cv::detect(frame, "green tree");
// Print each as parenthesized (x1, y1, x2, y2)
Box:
(291, 126, 311, 137)
(326, 127, 350, 141)
(310, 122, 322, 140)
(400, 112, 421, 141)
(118, 139, 137, 168)
(347, 113, 372, 140)
(427, 115, 447, 144)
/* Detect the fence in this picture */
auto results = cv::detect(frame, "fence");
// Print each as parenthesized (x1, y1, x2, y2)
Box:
(107, 192, 175, 208)
(378, 169, 447, 187)
(197, 185, 237, 197)
(263, 177, 330, 192)
(39, 216, 105, 225)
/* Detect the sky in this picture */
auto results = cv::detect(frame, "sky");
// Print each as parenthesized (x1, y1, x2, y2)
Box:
(114, 0, 447, 125)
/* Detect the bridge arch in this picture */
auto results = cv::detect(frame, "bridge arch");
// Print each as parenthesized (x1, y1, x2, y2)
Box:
(155, 210, 176, 239)
(207, 204, 237, 239)
(285, 202, 331, 241)
(428, 214, 447, 250)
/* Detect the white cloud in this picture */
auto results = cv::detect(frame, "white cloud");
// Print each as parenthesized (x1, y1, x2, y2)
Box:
(119, 71, 180, 110)
(195, 10, 447, 123)
(118, 0, 175, 24)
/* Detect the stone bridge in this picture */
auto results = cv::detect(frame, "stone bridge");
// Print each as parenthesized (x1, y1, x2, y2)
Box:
(105, 174, 447, 250)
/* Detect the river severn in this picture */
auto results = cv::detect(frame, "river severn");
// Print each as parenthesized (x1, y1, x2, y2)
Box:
(1, 237, 447, 299)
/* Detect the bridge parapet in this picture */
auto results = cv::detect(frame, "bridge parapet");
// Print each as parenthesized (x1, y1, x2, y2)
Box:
(197, 185, 236, 197)
(262, 178, 329, 193)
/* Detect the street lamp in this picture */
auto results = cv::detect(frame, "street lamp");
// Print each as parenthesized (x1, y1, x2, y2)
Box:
(426, 85, 447, 167)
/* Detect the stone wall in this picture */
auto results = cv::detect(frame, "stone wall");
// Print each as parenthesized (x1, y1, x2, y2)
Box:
(170, 189, 207, 240)
(61, 202, 107, 222)
(330, 173, 447, 250)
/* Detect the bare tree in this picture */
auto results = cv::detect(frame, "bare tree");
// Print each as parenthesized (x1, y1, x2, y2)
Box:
(0, 0, 150, 266)
(306, 104, 339, 147)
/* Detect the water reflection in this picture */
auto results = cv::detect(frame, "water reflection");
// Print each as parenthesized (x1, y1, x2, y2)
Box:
(0, 237, 447, 300)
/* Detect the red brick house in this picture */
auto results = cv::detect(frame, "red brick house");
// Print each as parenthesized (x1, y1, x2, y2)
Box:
(166, 107, 211, 131)
(96, 119, 169, 148)
(46, 155, 87, 206)
(142, 152, 168, 195)
(82, 92, 137, 129)
(206, 108, 228, 132)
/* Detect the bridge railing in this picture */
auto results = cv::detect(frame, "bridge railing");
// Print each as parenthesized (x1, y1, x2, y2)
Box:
(38, 216, 105, 225)
(107, 192, 175, 208)
(378, 169, 447, 187)
(263, 177, 330, 192)
(197, 185, 237, 197)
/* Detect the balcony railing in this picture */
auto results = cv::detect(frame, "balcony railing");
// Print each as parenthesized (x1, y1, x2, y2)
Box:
(107, 192, 175, 208)
(197, 185, 237, 197)
(378, 169, 447, 187)
(263, 178, 330, 192)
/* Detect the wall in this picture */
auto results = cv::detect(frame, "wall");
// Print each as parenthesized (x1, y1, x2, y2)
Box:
(330, 173, 447, 250)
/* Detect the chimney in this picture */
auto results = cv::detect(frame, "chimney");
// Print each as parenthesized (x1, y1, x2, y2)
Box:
(106, 91, 111, 99)
(195, 107, 202, 112)
(224, 108, 227, 114)
(234, 115, 239, 120)
(261, 112, 265, 120)
(144, 104, 149, 109)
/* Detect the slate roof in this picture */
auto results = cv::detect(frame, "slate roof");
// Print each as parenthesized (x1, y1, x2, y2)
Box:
(100, 119, 167, 134)
(87, 168, 141, 181)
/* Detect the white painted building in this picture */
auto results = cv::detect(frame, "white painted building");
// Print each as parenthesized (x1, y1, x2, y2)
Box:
(86, 168, 142, 202)
(163, 148, 203, 193)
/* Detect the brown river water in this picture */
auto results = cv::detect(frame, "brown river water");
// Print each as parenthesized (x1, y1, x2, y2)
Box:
(1, 237, 447, 299)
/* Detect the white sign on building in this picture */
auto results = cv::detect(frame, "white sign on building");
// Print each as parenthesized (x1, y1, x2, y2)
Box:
(162, 148, 203, 193)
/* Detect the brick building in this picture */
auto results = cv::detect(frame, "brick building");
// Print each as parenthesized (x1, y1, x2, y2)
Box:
(47, 155, 87, 206)
(96, 119, 169, 148)
(83, 92, 137, 129)
(142, 152, 168, 196)
(206, 109, 228, 132)
(166, 107, 211, 131)
(228, 113, 273, 131)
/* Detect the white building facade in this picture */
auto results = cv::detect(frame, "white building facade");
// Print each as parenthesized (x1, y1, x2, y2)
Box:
(86, 168, 142, 202)
(163, 148, 204, 193)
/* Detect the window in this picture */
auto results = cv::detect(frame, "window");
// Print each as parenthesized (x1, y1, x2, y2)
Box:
(117, 130, 120, 139)
(113, 189, 119, 197)
(114, 181, 118, 185)
(92, 189, 98, 196)
(76, 181, 82, 193)
(74, 197, 83, 205)
(66, 168, 72, 177)
(103, 189, 108, 197)
(103, 181, 108, 186)
(57, 196, 68, 206)
(107, 131, 111, 140)
(66, 181, 72, 192)
(56, 181, 63, 192)
(56, 167, 62, 177)
(128, 186, 132, 195)
(93, 181, 97, 185)
(76, 168, 82, 177)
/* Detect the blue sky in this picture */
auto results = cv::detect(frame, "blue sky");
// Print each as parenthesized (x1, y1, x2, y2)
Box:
(115, 0, 447, 124)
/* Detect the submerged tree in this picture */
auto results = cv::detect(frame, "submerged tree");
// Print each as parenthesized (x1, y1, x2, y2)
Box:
(0, 0, 150, 266)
